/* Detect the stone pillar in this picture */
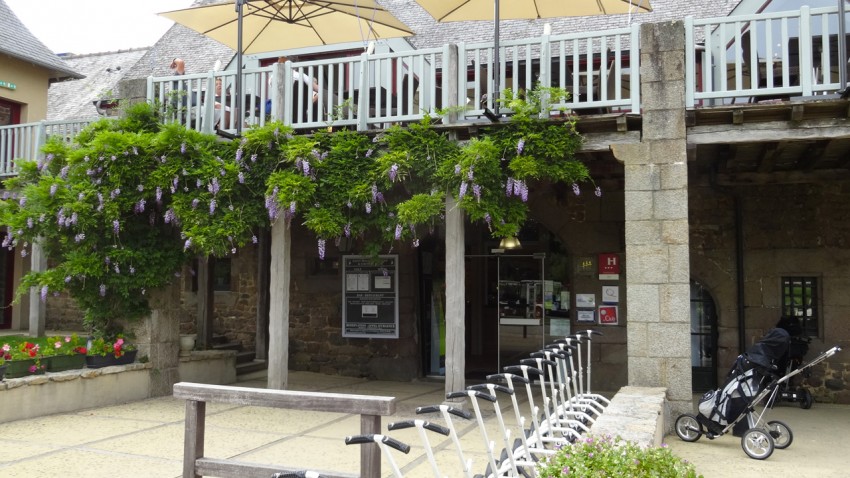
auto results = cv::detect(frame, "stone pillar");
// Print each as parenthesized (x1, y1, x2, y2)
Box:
(444, 195, 465, 399)
(611, 20, 692, 418)
(131, 282, 182, 396)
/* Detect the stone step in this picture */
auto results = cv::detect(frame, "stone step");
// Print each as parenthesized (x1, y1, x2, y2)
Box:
(236, 359, 267, 376)
(235, 350, 255, 364)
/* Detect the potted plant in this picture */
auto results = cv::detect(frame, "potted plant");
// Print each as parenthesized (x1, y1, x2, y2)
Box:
(43, 334, 88, 372)
(85, 334, 137, 368)
(537, 435, 702, 478)
(2, 341, 46, 378)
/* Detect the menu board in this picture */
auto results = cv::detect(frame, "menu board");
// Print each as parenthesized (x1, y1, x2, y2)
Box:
(342, 255, 398, 338)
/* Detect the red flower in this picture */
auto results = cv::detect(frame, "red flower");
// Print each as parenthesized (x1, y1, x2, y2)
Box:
(28, 349, 36, 358)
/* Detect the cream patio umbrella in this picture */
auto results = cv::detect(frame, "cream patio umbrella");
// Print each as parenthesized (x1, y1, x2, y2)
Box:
(160, 0, 413, 134)
(415, 0, 652, 114)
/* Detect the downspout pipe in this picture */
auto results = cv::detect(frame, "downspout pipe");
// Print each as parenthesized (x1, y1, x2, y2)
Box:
(735, 194, 746, 354)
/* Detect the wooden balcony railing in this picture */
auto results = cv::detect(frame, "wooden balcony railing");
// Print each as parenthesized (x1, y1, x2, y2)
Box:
(0, 120, 92, 177)
(1, 6, 846, 177)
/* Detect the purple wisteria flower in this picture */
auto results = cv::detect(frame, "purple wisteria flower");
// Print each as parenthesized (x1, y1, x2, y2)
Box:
(595, 186, 602, 197)
(40, 285, 48, 302)
(252, 235, 258, 244)
(26, 217, 33, 228)
(459, 182, 468, 199)
(365, 202, 372, 214)
(484, 213, 492, 224)
(99, 284, 106, 297)
(135, 199, 146, 213)
(74, 233, 85, 243)
(64, 275, 72, 284)
(572, 183, 581, 196)
(113, 220, 120, 234)
(209, 178, 220, 195)
(473, 184, 481, 200)
(180, 142, 187, 154)
(137, 184, 144, 192)
(209, 199, 217, 215)
(467, 166, 474, 182)
(375, 192, 384, 204)
(235, 148, 243, 162)
(388, 163, 399, 182)
(344, 223, 351, 237)
(517, 138, 525, 155)
(60, 165, 70, 179)
(505, 178, 513, 196)
(156, 187, 163, 202)
(49, 183, 58, 197)
(289, 201, 296, 214)
(412, 238, 420, 248)
(192, 198, 200, 210)
(114, 264, 120, 274)
(110, 188, 121, 199)
(394, 224, 402, 240)
(184, 238, 192, 251)
(251, 153, 258, 162)
(371, 184, 378, 202)
(238, 172, 245, 184)
(317, 238, 326, 260)
(164, 209, 175, 224)
(129, 266, 135, 274)
(365, 148, 373, 158)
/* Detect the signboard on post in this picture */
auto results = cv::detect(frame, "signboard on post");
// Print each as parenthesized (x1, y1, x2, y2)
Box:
(342, 255, 399, 338)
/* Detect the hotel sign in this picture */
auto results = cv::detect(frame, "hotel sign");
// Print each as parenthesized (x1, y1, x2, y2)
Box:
(0, 80, 17, 91)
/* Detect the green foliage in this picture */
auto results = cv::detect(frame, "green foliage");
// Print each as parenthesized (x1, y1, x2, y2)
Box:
(537, 435, 702, 478)
(0, 87, 591, 333)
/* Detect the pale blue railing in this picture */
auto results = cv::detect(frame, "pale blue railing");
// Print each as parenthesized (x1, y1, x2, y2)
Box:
(0, 120, 92, 177)
(687, 5, 848, 106)
(2, 7, 847, 176)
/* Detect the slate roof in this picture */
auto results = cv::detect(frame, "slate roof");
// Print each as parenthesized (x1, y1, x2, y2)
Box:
(47, 49, 149, 121)
(122, 0, 743, 83)
(0, 0, 83, 81)
(382, 0, 742, 50)
(124, 0, 235, 80)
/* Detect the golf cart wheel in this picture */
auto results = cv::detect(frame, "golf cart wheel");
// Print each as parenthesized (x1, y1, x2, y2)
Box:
(800, 388, 813, 409)
(741, 428, 774, 460)
(766, 420, 793, 449)
(674, 414, 703, 442)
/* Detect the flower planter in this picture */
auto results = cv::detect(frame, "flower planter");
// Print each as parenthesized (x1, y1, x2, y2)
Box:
(4, 359, 46, 378)
(0, 364, 6, 381)
(46, 354, 87, 372)
(85, 349, 138, 369)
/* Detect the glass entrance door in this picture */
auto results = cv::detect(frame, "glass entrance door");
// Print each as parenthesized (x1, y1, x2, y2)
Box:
(497, 253, 559, 371)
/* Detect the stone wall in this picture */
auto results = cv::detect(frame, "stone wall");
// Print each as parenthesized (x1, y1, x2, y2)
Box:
(689, 178, 850, 402)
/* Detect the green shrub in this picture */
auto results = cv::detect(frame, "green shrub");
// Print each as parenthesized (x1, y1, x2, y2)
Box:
(537, 435, 702, 478)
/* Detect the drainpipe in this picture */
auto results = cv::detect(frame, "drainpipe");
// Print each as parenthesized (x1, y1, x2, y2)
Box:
(709, 166, 747, 355)
(734, 194, 746, 354)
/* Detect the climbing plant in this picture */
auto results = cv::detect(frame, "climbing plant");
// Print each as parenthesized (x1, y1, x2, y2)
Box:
(0, 86, 589, 332)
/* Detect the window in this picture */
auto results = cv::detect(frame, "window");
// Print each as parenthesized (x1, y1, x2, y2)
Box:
(781, 276, 818, 337)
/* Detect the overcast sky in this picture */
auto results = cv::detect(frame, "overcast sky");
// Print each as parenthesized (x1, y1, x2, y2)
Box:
(7, 0, 195, 55)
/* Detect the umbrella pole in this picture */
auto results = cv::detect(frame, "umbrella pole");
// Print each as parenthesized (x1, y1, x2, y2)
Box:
(236, 0, 244, 136)
(839, 0, 847, 90)
(494, 0, 500, 116)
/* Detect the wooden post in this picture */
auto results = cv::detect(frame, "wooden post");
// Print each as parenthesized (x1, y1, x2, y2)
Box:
(255, 229, 271, 361)
(196, 256, 214, 349)
(360, 414, 381, 478)
(444, 194, 465, 398)
(268, 219, 291, 390)
(183, 399, 206, 478)
(28, 241, 46, 337)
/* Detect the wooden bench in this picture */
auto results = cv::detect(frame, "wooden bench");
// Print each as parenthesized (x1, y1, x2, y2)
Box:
(173, 382, 396, 478)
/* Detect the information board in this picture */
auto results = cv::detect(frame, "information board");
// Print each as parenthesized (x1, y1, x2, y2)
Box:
(342, 255, 399, 338)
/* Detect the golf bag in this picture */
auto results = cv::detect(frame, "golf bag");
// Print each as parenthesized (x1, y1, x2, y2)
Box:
(697, 328, 790, 436)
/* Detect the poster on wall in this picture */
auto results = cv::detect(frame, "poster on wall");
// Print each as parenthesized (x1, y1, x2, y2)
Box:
(576, 310, 596, 323)
(602, 286, 619, 304)
(598, 305, 619, 325)
(342, 255, 399, 338)
(576, 293, 596, 308)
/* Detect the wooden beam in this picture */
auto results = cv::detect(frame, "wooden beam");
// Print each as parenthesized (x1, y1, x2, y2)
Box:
(714, 168, 850, 185)
(688, 118, 850, 145)
(580, 131, 641, 152)
(255, 229, 271, 361)
(756, 143, 780, 173)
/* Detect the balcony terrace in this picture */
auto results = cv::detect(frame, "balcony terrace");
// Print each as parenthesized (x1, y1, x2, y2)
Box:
(2, 6, 849, 181)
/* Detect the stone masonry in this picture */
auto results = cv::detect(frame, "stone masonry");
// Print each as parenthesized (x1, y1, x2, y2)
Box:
(612, 20, 692, 420)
